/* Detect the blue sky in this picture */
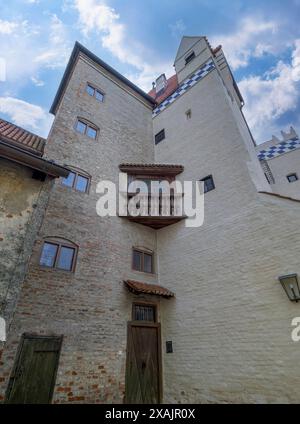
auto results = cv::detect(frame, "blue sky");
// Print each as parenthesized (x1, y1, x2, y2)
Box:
(0, 0, 299, 144)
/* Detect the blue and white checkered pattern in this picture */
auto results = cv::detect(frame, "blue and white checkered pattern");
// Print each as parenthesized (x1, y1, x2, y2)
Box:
(152, 59, 215, 118)
(257, 138, 300, 160)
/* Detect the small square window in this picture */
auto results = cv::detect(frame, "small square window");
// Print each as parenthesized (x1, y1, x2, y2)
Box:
(61, 169, 90, 193)
(76, 120, 87, 134)
(132, 249, 154, 273)
(40, 242, 58, 267)
(95, 89, 104, 102)
(155, 129, 165, 145)
(143, 253, 153, 273)
(87, 126, 97, 139)
(56, 246, 75, 271)
(62, 171, 76, 188)
(287, 173, 298, 183)
(201, 175, 215, 193)
(185, 51, 195, 65)
(76, 175, 89, 192)
(132, 249, 142, 271)
(40, 239, 78, 272)
(86, 84, 95, 97)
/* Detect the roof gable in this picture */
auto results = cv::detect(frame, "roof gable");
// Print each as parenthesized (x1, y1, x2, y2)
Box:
(50, 42, 156, 115)
(174, 36, 205, 63)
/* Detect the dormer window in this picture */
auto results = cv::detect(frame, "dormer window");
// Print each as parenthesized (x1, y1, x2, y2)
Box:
(86, 83, 104, 102)
(155, 74, 167, 95)
(185, 51, 195, 65)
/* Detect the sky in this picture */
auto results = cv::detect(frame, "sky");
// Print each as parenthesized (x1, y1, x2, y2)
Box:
(0, 0, 299, 144)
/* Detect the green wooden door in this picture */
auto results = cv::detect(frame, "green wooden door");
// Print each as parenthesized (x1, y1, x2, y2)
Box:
(5, 335, 62, 404)
(125, 323, 161, 404)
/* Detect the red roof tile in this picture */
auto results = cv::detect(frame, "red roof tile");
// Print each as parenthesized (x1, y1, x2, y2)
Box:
(148, 74, 179, 105)
(124, 280, 175, 298)
(0, 118, 45, 156)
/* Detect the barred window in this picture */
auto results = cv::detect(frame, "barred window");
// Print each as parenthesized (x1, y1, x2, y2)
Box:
(132, 304, 156, 322)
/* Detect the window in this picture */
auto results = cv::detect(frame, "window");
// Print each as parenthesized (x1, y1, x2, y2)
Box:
(155, 129, 165, 145)
(86, 83, 104, 102)
(61, 168, 90, 193)
(75, 119, 98, 140)
(132, 304, 156, 322)
(185, 51, 195, 65)
(39, 239, 78, 272)
(201, 175, 215, 193)
(132, 248, 154, 273)
(287, 173, 298, 183)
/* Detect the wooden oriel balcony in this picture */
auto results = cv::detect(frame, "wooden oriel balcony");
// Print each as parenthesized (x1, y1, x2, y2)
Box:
(119, 163, 186, 229)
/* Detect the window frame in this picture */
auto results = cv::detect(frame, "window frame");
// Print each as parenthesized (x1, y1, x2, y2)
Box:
(154, 129, 165, 145)
(39, 238, 78, 273)
(200, 174, 215, 193)
(185, 51, 196, 65)
(75, 118, 99, 140)
(132, 302, 157, 323)
(132, 248, 154, 274)
(287, 173, 298, 183)
(85, 82, 105, 103)
(61, 166, 91, 194)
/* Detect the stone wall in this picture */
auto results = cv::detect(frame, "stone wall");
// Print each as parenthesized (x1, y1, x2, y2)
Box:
(0, 54, 157, 403)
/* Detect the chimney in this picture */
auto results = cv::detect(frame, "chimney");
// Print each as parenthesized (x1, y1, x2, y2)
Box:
(155, 74, 167, 95)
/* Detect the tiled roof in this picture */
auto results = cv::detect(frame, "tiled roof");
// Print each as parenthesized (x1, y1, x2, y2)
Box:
(148, 74, 179, 105)
(120, 163, 183, 169)
(119, 163, 184, 176)
(152, 59, 215, 118)
(257, 138, 300, 160)
(124, 280, 175, 298)
(0, 118, 45, 156)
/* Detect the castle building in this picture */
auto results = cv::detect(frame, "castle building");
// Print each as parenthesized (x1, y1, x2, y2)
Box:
(0, 36, 300, 404)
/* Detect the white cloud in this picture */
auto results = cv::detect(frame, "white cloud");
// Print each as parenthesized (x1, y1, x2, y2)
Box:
(0, 97, 53, 136)
(73, 0, 173, 91)
(211, 17, 279, 70)
(239, 39, 300, 143)
(0, 19, 19, 34)
(169, 20, 186, 38)
(34, 14, 71, 69)
(0, 14, 70, 87)
(31, 76, 44, 86)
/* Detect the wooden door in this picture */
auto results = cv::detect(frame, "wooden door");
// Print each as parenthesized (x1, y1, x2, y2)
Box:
(5, 334, 62, 404)
(125, 322, 161, 404)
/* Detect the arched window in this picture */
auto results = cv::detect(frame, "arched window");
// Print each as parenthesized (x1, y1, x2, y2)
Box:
(61, 166, 91, 193)
(75, 117, 99, 140)
(39, 237, 78, 272)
